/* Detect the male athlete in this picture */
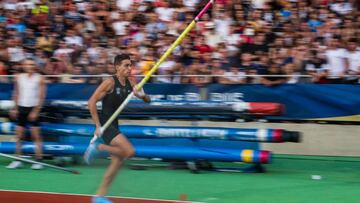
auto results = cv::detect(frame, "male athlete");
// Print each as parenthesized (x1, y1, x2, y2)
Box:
(84, 54, 151, 203)
(7, 58, 46, 170)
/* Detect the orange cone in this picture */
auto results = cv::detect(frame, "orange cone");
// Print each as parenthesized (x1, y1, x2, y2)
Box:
(179, 193, 188, 201)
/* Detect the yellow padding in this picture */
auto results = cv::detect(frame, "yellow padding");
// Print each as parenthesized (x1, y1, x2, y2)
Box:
(241, 149, 253, 163)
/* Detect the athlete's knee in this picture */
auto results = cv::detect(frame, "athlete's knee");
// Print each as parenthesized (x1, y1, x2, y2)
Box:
(125, 147, 135, 158)
(15, 126, 25, 140)
(30, 128, 42, 141)
(31, 134, 42, 141)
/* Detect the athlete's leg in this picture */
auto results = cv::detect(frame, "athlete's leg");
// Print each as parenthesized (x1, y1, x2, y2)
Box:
(15, 107, 27, 156)
(15, 125, 25, 156)
(95, 134, 134, 196)
(30, 126, 42, 160)
(98, 134, 135, 158)
(7, 109, 26, 169)
(95, 155, 122, 197)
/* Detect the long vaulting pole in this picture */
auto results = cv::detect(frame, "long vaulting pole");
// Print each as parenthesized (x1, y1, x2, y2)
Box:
(89, 0, 215, 144)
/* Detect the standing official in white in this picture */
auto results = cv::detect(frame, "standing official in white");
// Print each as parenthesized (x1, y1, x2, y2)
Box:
(7, 58, 46, 170)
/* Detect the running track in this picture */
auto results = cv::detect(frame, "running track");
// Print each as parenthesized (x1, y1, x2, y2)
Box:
(0, 190, 199, 203)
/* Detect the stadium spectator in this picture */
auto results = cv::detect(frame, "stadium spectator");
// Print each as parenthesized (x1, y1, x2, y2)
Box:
(204, 22, 223, 49)
(260, 62, 287, 87)
(156, 55, 177, 83)
(23, 28, 36, 52)
(344, 38, 360, 84)
(305, 50, 329, 84)
(7, 37, 26, 72)
(61, 64, 86, 84)
(222, 66, 246, 84)
(323, 37, 348, 83)
(0, 0, 357, 85)
(36, 27, 55, 57)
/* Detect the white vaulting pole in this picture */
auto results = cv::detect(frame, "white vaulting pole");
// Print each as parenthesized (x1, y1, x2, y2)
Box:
(0, 152, 80, 174)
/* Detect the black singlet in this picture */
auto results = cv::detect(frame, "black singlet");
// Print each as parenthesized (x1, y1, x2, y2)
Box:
(100, 75, 132, 144)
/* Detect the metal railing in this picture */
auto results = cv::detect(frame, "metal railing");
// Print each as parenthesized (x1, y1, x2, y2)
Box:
(2, 74, 358, 78)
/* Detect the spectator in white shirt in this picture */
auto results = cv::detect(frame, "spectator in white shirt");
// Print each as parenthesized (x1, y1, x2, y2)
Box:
(7, 38, 25, 64)
(116, 0, 134, 11)
(214, 9, 233, 38)
(112, 11, 130, 36)
(53, 40, 74, 59)
(223, 66, 246, 84)
(344, 38, 360, 83)
(86, 38, 102, 63)
(324, 37, 348, 83)
(156, 56, 177, 83)
(155, 1, 174, 22)
(64, 29, 83, 47)
(183, 0, 199, 11)
(3, 0, 17, 10)
(17, 0, 35, 10)
(330, 0, 353, 15)
(204, 22, 224, 49)
(145, 13, 167, 39)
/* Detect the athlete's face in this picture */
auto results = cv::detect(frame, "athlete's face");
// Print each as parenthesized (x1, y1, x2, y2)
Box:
(23, 60, 36, 73)
(116, 59, 132, 77)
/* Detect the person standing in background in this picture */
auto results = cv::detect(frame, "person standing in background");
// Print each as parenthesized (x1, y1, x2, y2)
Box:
(345, 38, 360, 84)
(7, 58, 46, 170)
(324, 37, 348, 83)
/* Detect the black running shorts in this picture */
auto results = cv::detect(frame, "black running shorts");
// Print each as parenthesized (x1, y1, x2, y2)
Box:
(17, 106, 40, 127)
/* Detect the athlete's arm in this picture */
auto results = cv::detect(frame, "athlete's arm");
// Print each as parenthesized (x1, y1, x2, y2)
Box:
(88, 78, 114, 128)
(12, 75, 19, 108)
(129, 78, 151, 103)
(33, 76, 46, 114)
(10, 75, 19, 119)
(29, 75, 47, 121)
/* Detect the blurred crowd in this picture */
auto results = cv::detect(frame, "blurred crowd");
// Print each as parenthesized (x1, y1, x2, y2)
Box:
(0, 0, 359, 86)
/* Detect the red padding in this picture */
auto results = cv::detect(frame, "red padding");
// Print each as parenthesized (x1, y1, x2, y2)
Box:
(248, 102, 285, 115)
(260, 150, 271, 164)
(272, 129, 283, 142)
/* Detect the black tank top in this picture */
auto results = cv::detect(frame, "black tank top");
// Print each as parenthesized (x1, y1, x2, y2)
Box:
(100, 75, 132, 122)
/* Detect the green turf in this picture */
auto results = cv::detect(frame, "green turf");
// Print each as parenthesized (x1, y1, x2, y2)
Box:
(0, 155, 359, 203)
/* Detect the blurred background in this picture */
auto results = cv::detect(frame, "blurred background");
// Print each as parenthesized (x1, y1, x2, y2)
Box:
(0, 0, 358, 85)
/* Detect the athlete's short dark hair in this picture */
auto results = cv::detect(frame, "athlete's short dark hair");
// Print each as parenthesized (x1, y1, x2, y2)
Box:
(114, 54, 131, 66)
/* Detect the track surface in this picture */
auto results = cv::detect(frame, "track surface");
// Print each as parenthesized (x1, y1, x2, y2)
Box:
(0, 190, 194, 203)
(1, 155, 360, 203)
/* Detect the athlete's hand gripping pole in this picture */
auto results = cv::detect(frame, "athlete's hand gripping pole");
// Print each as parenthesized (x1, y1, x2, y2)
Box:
(89, 0, 215, 144)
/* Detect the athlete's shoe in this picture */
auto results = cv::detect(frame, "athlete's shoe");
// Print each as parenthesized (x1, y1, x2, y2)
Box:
(6, 161, 23, 169)
(84, 138, 102, 165)
(92, 196, 113, 203)
(31, 163, 44, 170)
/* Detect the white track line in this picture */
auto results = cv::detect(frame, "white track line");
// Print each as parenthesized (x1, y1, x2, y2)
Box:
(0, 189, 204, 203)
